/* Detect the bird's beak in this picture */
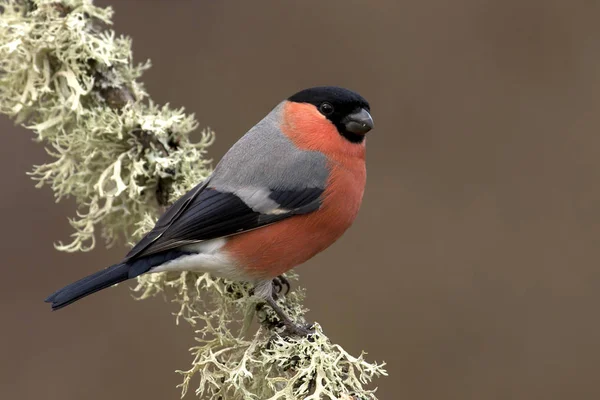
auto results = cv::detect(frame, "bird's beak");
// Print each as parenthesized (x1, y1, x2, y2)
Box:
(343, 108, 374, 135)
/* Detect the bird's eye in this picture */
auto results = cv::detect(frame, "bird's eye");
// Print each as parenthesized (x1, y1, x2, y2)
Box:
(319, 102, 334, 116)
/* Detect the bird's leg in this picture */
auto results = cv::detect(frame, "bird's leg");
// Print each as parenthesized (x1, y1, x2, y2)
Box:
(254, 280, 312, 337)
(264, 296, 314, 337)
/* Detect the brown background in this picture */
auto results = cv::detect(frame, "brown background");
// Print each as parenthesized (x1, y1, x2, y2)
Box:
(2, 1, 600, 399)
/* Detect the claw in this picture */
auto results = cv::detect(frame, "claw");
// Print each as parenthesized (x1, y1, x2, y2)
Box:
(272, 278, 282, 295)
(271, 275, 291, 297)
(278, 275, 291, 296)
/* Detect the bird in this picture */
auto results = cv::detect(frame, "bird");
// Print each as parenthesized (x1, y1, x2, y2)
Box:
(45, 86, 374, 335)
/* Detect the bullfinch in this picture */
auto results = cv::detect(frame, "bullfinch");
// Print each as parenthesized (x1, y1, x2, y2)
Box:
(45, 86, 374, 335)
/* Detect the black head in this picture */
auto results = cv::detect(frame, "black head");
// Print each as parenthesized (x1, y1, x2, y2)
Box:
(288, 86, 373, 143)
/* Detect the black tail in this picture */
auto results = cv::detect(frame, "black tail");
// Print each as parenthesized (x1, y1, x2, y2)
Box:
(44, 249, 193, 310)
(45, 263, 131, 310)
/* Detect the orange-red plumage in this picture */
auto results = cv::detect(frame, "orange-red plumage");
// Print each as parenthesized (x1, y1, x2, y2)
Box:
(223, 101, 367, 278)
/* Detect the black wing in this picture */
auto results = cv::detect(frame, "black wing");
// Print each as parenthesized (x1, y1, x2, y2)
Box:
(124, 183, 323, 262)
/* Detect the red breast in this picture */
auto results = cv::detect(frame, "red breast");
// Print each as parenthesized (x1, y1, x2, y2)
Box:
(223, 101, 367, 278)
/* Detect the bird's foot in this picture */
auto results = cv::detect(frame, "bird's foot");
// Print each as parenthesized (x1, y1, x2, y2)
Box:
(263, 294, 313, 338)
(282, 321, 315, 337)
(271, 275, 291, 299)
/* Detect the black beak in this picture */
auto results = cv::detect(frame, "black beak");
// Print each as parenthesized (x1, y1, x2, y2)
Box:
(343, 108, 374, 135)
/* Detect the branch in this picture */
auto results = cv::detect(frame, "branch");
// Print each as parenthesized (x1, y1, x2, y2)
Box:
(0, 1, 387, 399)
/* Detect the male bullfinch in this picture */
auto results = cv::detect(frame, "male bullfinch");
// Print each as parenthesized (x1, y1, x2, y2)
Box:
(45, 86, 374, 335)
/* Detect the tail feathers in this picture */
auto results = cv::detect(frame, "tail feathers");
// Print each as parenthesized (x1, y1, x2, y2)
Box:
(45, 249, 194, 310)
(45, 263, 130, 310)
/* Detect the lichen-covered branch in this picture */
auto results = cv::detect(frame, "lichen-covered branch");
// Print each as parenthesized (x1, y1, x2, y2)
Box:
(0, 0, 213, 252)
(0, 1, 387, 399)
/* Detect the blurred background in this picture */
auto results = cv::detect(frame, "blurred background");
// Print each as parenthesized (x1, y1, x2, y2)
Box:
(2, 0, 600, 399)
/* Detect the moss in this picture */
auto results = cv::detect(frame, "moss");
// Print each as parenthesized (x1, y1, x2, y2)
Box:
(0, 1, 387, 398)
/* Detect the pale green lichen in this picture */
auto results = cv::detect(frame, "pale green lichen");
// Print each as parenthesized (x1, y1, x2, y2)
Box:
(0, 1, 387, 398)
(135, 271, 386, 400)
(0, 0, 214, 251)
